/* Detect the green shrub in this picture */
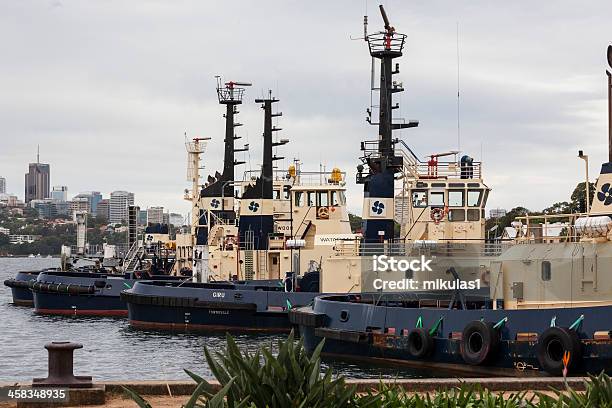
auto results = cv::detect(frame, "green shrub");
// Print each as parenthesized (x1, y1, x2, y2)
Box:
(124, 332, 612, 408)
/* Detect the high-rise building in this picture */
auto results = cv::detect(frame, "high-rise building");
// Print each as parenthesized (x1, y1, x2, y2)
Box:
(73, 191, 102, 213)
(51, 186, 68, 202)
(69, 198, 90, 216)
(146, 206, 164, 225)
(169, 213, 185, 227)
(138, 210, 147, 225)
(24, 150, 50, 203)
(96, 199, 110, 221)
(109, 191, 134, 224)
(0, 177, 5, 194)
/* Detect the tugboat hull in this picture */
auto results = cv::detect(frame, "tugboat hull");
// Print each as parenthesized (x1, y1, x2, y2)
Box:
(31, 271, 134, 317)
(291, 295, 612, 376)
(30, 271, 185, 317)
(123, 280, 318, 333)
(3, 271, 42, 306)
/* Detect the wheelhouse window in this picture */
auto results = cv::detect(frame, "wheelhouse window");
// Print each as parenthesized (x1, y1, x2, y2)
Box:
(467, 209, 480, 221)
(317, 191, 329, 207)
(541, 261, 551, 281)
(273, 189, 281, 199)
(338, 191, 346, 205)
(448, 209, 465, 221)
(307, 191, 316, 207)
(448, 190, 464, 207)
(283, 186, 291, 199)
(294, 191, 305, 207)
(330, 191, 340, 206)
(467, 189, 483, 207)
(430, 191, 445, 206)
(412, 191, 427, 208)
(482, 189, 490, 207)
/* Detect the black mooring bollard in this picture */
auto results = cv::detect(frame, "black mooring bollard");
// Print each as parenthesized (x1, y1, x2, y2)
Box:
(32, 341, 93, 388)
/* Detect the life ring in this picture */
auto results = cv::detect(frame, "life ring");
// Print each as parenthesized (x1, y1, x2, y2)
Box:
(407, 328, 434, 358)
(317, 206, 329, 219)
(430, 207, 446, 224)
(460, 320, 500, 365)
(536, 327, 581, 375)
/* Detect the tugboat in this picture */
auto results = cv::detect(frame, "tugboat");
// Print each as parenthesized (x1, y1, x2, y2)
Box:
(122, 85, 355, 332)
(30, 224, 186, 317)
(4, 269, 56, 306)
(290, 7, 612, 377)
(3, 211, 131, 307)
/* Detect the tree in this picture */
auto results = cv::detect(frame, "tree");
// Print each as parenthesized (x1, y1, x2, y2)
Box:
(485, 206, 530, 236)
(571, 181, 596, 213)
(543, 201, 573, 215)
(348, 213, 363, 233)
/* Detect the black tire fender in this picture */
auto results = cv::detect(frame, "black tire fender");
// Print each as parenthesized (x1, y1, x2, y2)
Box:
(407, 328, 434, 358)
(536, 327, 581, 375)
(460, 320, 499, 365)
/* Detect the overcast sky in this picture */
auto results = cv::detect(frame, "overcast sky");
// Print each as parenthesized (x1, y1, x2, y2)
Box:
(1, 1, 611, 216)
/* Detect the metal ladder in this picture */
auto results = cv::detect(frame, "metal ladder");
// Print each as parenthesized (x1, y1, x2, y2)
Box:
(257, 250, 267, 279)
(244, 230, 254, 280)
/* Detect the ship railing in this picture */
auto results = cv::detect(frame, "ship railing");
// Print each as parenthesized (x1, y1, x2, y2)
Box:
(413, 162, 482, 180)
(209, 211, 237, 227)
(333, 239, 511, 258)
(362, 139, 482, 180)
(512, 212, 589, 243)
(367, 31, 407, 55)
(68, 243, 129, 258)
(69, 244, 105, 256)
(217, 86, 245, 103)
(241, 169, 347, 186)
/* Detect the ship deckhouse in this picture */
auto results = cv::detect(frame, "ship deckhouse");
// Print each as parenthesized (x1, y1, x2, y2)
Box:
(396, 149, 489, 242)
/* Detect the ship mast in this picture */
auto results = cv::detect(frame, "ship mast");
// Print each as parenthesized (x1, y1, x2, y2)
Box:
(239, 91, 287, 254)
(607, 45, 612, 162)
(195, 78, 250, 245)
(358, 5, 418, 243)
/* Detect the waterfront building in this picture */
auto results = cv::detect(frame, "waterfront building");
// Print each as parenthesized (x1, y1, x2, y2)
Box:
(0, 227, 9, 236)
(9, 234, 40, 244)
(24, 150, 50, 203)
(0, 177, 5, 194)
(51, 186, 68, 201)
(109, 191, 134, 224)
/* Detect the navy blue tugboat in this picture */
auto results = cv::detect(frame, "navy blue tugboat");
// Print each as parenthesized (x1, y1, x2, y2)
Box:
(29, 222, 187, 317)
(123, 84, 354, 332)
(290, 7, 612, 377)
(3, 269, 52, 306)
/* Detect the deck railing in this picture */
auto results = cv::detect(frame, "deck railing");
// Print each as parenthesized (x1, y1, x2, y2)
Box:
(332, 239, 511, 258)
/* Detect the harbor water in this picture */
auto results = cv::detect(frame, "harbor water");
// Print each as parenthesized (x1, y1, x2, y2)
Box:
(0, 258, 438, 381)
